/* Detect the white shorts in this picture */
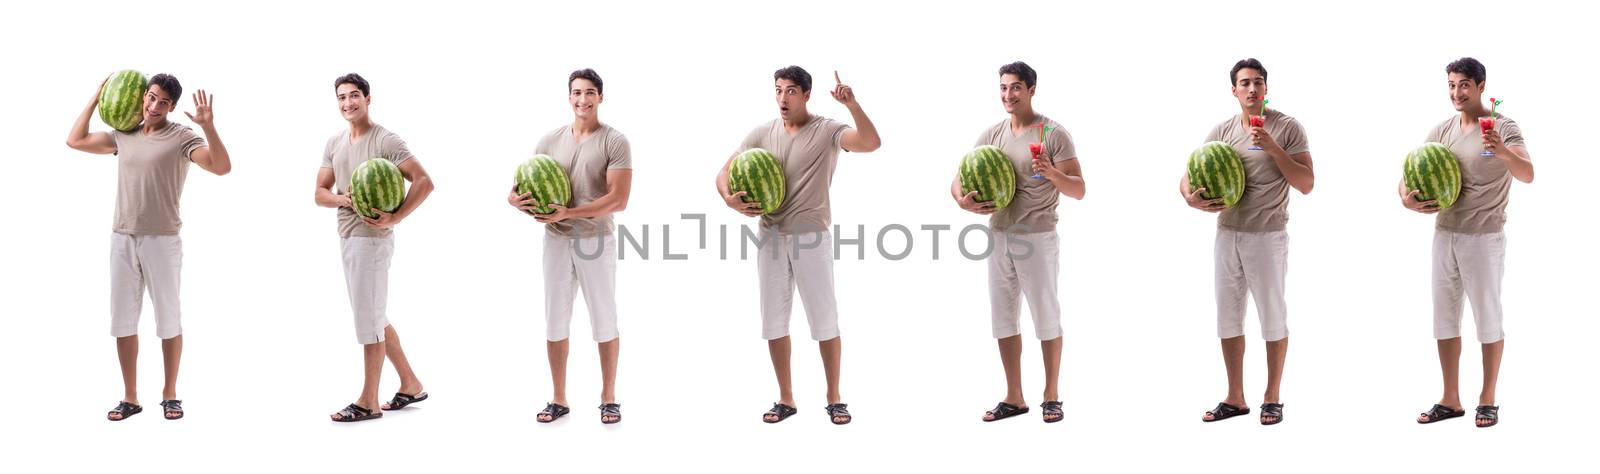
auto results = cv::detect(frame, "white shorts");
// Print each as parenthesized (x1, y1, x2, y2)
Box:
(1215, 229, 1289, 341)
(341, 236, 393, 345)
(544, 232, 619, 343)
(109, 233, 183, 339)
(1433, 230, 1506, 343)
(757, 231, 839, 341)
(988, 230, 1062, 340)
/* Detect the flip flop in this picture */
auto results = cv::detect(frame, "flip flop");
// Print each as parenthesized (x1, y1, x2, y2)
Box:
(983, 402, 1029, 422)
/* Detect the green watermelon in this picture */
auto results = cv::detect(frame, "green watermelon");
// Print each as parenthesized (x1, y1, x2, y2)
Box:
(1187, 141, 1246, 208)
(1404, 142, 1461, 209)
(351, 158, 405, 219)
(99, 70, 148, 132)
(728, 148, 785, 215)
(958, 145, 1017, 210)
(515, 154, 571, 215)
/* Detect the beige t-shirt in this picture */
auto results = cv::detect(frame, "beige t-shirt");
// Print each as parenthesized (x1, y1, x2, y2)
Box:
(736, 115, 851, 234)
(321, 124, 415, 239)
(974, 115, 1077, 233)
(1425, 115, 1525, 234)
(1204, 109, 1310, 232)
(111, 121, 206, 235)
(536, 123, 633, 238)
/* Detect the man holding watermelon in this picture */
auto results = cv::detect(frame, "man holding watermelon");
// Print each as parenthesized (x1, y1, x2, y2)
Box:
(506, 69, 634, 424)
(315, 73, 437, 422)
(715, 66, 881, 425)
(1403, 58, 1532, 429)
(1180, 58, 1314, 425)
(67, 72, 233, 421)
(953, 61, 1086, 423)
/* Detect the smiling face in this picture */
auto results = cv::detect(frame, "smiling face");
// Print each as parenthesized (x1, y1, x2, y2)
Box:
(142, 84, 176, 124)
(337, 83, 370, 122)
(1447, 72, 1484, 113)
(1000, 73, 1033, 115)
(1232, 67, 1267, 112)
(776, 78, 809, 121)
(570, 77, 602, 119)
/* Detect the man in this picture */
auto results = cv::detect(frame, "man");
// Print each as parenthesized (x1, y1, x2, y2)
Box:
(1405, 57, 1531, 429)
(953, 61, 1086, 423)
(315, 73, 435, 422)
(508, 68, 633, 424)
(715, 66, 880, 425)
(1181, 58, 1314, 425)
(67, 72, 233, 422)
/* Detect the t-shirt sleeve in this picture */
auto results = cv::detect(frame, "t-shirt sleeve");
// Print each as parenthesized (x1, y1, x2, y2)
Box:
(1281, 118, 1310, 155)
(1499, 118, 1526, 148)
(1424, 121, 1445, 143)
(321, 135, 336, 168)
(736, 126, 764, 155)
(381, 132, 415, 165)
(179, 126, 206, 160)
(827, 119, 851, 151)
(1204, 122, 1224, 143)
(1048, 125, 1077, 163)
(607, 132, 633, 170)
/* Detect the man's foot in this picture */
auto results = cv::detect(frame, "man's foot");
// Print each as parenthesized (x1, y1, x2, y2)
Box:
(982, 402, 1029, 422)
(1417, 404, 1465, 424)
(1259, 403, 1283, 425)
(763, 403, 798, 423)
(1040, 401, 1064, 423)
(1475, 406, 1499, 428)
(107, 401, 142, 421)
(1202, 402, 1250, 422)
(824, 403, 851, 425)
(160, 400, 184, 420)
(330, 403, 382, 422)
(599, 403, 621, 424)
(536, 403, 570, 423)
(382, 391, 429, 411)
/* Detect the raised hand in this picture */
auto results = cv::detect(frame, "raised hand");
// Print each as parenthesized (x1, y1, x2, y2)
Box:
(829, 71, 855, 105)
(184, 90, 214, 127)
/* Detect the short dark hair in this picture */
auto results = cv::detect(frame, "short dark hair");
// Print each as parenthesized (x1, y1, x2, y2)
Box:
(998, 61, 1037, 89)
(773, 66, 812, 93)
(569, 68, 604, 94)
(148, 74, 182, 101)
(1445, 57, 1487, 84)
(334, 73, 371, 96)
(1230, 58, 1267, 85)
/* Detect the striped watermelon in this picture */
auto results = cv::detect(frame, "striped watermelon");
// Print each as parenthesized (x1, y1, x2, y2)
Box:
(958, 145, 1016, 210)
(515, 154, 571, 215)
(728, 148, 785, 215)
(351, 158, 405, 219)
(1187, 141, 1246, 208)
(99, 70, 148, 132)
(1404, 142, 1461, 209)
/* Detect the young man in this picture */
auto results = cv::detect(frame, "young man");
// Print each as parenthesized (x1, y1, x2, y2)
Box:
(67, 73, 232, 422)
(715, 66, 880, 425)
(507, 68, 634, 424)
(1181, 58, 1314, 425)
(1404, 57, 1531, 429)
(952, 61, 1086, 423)
(315, 73, 435, 422)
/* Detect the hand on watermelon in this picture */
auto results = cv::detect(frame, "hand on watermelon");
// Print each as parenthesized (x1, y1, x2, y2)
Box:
(955, 191, 997, 215)
(509, 189, 543, 215)
(534, 204, 571, 223)
(361, 208, 402, 229)
(1183, 184, 1225, 213)
(1400, 189, 1441, 214)
(724, 191, 763, 217)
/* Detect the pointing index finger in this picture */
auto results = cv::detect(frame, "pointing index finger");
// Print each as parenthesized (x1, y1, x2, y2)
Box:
(834, 71, 842, 84)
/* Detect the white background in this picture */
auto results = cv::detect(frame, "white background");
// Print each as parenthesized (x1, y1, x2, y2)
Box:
(1, 0, 1592, 471)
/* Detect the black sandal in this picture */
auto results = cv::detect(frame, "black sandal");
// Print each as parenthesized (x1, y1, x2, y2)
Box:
(1260, 403, 1284, 425)
(331, 403, 382, 422)
(983, 402, 1029, 422)
(1203, 402, 1249, 422)
(160, 399, 184, 420)
(1041, 401, 1064, 423)
(600, 403, 622, 424)
(824, 403, 852, 425)
(383, 391, 429, 411)
(1475, 405, 1499, 428)
(107, 401, 142, 421)
(1417, 404, 1464, 424)
(763, 403, 797, 423)
(537, 403, 570, 423)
